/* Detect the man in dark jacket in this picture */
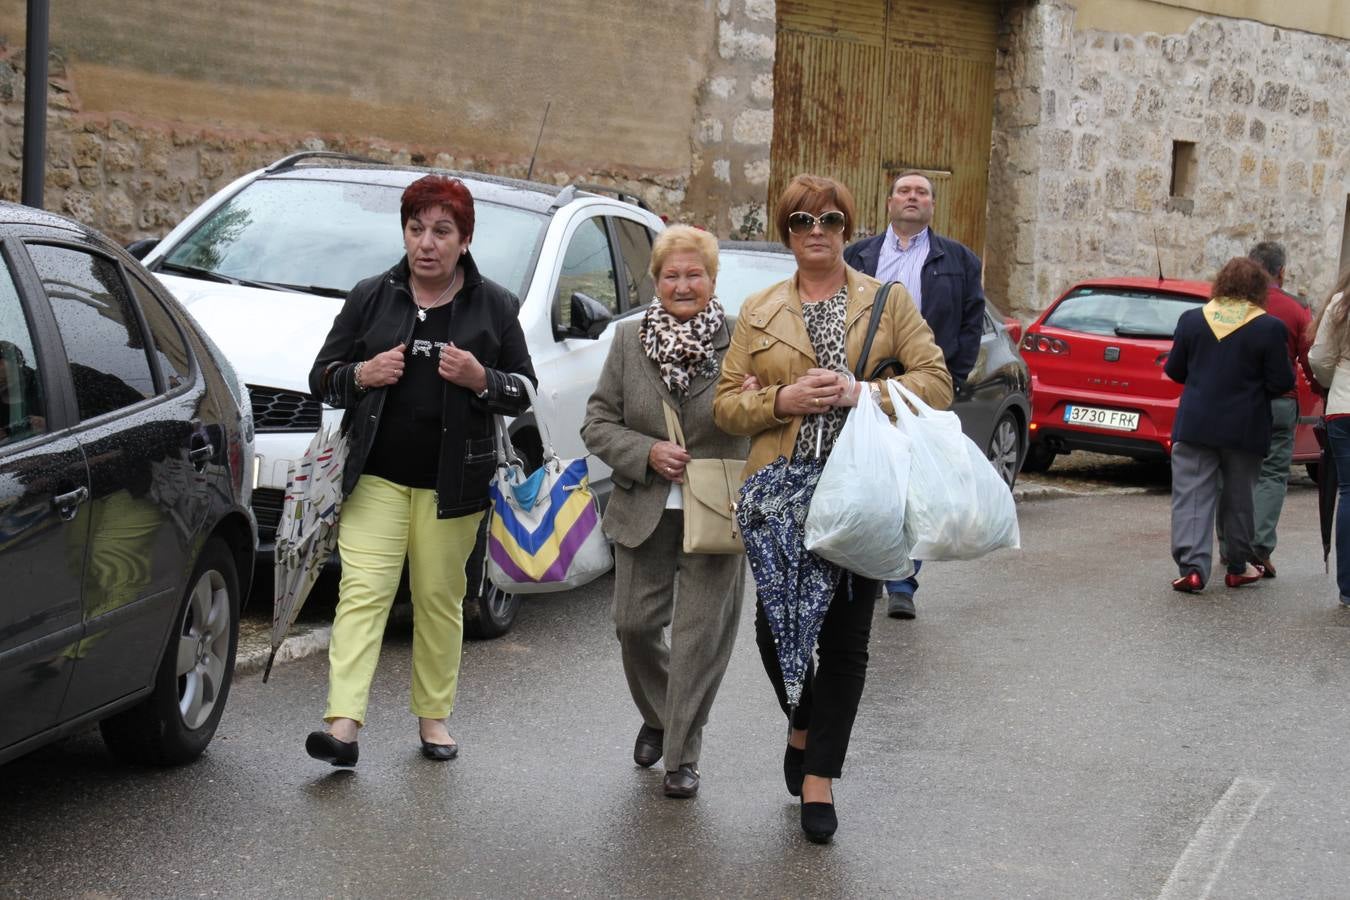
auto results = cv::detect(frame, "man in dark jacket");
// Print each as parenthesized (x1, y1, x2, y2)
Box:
(1243, 241, 1312, 577)
(843, 171, 986, 619)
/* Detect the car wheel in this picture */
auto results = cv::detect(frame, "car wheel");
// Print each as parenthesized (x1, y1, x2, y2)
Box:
(100, 538, 240, 765)
(986, 412, 1022, 488)
(1021, 441, 1056, 474)
(463, 513, 521, 640)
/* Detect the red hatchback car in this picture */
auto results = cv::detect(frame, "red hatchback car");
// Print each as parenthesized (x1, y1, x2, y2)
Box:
(1019, 277, 1322, 474)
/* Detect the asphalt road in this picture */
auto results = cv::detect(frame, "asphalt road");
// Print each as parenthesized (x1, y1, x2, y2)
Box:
(3, 474, 1349, 898)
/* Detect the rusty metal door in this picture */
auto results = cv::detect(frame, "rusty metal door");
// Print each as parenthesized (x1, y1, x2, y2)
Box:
(770, 0, 999, 254)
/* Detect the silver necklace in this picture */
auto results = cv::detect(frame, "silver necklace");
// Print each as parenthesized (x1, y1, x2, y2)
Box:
(413, 272, 458, 322)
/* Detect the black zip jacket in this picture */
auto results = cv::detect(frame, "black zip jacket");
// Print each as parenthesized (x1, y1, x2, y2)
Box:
(309, 251, 537, 518)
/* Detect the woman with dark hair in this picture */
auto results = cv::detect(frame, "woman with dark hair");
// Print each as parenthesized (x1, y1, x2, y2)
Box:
(1306, 267, 1350, 606)
(1167, 256, 1293, 593)
(305, 174, 536, 766)
(714, 174, 951, 842)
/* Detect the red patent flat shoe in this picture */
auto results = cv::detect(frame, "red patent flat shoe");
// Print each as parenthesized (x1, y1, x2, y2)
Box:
(1224, 565, 1264, 588)
(1172, 572, 1203, 593)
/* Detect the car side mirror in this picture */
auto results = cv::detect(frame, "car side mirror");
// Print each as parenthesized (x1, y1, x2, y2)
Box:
(567, 292, 613, 339)
(125, 238, 159, 260)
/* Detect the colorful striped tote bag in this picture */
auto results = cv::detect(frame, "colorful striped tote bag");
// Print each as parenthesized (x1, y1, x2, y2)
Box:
(485, 383, 612, 594)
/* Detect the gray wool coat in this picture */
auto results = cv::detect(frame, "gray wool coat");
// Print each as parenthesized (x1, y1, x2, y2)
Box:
(581, 318, 749, 548)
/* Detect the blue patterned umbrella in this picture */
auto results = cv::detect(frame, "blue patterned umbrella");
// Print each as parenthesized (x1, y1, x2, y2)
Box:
(736, 455, 841, 707)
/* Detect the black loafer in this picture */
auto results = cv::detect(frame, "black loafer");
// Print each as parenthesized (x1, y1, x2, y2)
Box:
(420, 739, 459, 761)
(801, 800, 837, 844)
(663, 764, 700, 799)
(305, 730, 358, 767)
(633, 723, 664, 768)
(784, 745, 805, 797)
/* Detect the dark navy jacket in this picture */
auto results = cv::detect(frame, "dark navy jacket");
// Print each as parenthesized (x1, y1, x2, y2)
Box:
(842, 229, 986, 382)
(1165, 308, 1293, 456)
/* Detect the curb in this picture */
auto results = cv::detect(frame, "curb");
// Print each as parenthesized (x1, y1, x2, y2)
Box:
(235, 625, 332, 677)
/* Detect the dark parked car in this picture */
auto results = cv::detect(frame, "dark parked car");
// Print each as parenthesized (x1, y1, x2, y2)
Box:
(716, 241, 1030, 485)
(0, 202, 256, 767)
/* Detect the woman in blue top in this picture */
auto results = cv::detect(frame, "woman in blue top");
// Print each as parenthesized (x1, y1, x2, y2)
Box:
(1165, 257, 1294, 592)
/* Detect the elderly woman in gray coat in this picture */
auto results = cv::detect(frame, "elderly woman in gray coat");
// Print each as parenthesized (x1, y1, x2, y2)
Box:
(581, 225, 748, 800)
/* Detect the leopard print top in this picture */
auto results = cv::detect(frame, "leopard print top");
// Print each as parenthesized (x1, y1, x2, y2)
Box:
(793, 284, 850, 459)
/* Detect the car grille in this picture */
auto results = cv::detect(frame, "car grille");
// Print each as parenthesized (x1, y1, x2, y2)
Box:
(249, 385, 321, 432)
(252, 487, 285, 543)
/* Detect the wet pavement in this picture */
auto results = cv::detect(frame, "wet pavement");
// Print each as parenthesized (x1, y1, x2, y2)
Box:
(3, 466, 1348, 898)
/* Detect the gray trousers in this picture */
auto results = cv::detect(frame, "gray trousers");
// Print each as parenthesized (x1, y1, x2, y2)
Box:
(1171, 441, 1263, 582)
(612, 510, 745, 770)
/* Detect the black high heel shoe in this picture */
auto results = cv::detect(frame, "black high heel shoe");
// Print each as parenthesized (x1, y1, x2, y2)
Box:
(305, 730, 358, 767)
(784, 745, 805, 796)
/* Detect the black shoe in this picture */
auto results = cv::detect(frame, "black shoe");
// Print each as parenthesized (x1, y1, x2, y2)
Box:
(784, 745, 805, 797)
(305, 730, 358, 767)
(420, 739, 459, 761)
(801, 798, 838, 844)
(663, 764, 700, 799)
(887, 591, 916, 619)
(633, 723, 664, 768)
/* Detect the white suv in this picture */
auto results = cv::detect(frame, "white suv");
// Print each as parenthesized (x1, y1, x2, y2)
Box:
(139, 151, 666, 636)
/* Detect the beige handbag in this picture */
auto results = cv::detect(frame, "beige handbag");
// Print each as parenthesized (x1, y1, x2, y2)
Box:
(662, 402, 746, 554)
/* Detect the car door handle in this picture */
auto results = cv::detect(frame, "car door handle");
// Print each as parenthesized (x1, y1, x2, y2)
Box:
(53, 485, 89, 521)
(189, 443, 214, 470)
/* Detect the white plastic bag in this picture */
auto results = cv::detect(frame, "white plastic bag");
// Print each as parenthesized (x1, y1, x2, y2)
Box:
(805, 384, 915, 579)
(888, 380, 1020, 560)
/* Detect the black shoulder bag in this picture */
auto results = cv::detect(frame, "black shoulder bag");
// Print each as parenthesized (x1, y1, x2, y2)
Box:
(854, 281, 904, 381)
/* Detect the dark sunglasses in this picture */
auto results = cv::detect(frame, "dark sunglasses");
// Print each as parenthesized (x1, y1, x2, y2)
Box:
(786, 210, 847, 235)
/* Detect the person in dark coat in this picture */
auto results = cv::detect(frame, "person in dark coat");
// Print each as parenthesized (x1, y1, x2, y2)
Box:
(1239, 241, 1312, 577)
(1166, 257, 1294, 593)
(304, 174, 536, 767)
(842, 171, 986, 620)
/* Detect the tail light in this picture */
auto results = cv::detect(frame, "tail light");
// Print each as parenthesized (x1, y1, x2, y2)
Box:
(1020, 333, 1069, 355)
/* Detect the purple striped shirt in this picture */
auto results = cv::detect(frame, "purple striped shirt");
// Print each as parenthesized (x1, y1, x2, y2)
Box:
(874, 227, 930, 313)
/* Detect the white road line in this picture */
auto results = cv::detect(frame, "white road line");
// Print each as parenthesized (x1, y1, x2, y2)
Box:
(1157, 777, 1272, 900)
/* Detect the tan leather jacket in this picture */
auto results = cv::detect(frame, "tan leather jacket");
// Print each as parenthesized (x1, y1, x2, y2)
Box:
(713, 266, 953, 478)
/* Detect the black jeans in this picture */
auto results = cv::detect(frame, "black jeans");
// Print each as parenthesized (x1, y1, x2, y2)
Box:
(754, 571, 878, 779)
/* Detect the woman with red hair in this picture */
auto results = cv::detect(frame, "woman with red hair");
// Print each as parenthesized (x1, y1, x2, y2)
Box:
(305, 174, 536, 766)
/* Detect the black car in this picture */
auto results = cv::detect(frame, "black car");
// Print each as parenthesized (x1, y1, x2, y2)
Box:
(716, 241, 1030, 485)
(0, 202, 256, 767)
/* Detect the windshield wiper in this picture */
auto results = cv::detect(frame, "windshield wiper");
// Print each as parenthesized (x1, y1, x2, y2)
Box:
(157, 261, 235, 284)
(158, 261, 307, 294)
(1114, 325, 1174, 338)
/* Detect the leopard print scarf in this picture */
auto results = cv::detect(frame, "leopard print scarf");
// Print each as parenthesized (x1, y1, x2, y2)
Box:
(638, 295, 726, 397)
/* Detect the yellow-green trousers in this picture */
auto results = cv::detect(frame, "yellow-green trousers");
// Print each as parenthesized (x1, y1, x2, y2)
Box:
(325, 474, 484, 724)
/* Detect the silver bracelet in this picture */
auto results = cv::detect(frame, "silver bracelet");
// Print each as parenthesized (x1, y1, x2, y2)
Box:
(353, 360, 368, 393)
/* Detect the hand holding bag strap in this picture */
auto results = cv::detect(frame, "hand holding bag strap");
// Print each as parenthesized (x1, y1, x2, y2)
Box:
(662, 401, 687, 449)
(855, 281, 895, 381)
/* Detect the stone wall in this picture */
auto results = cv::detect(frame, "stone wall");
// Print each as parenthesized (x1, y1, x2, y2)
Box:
(988, 0, 1350, 317)
(681, 0, 777, 237)
(0, 0, 725, 243)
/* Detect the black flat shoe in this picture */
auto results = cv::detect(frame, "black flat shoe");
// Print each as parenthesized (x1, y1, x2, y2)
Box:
(420, 739, 459, 761)
(633, 723, 664, 768)
(800, 799, 838, 844)
(784, 745, 805, 797)
(306, 730, 358, 767)
(663, 764, 700, 799)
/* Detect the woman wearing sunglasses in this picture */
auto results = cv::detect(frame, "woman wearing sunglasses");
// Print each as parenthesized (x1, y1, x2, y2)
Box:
(714, 173, 951, 843)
